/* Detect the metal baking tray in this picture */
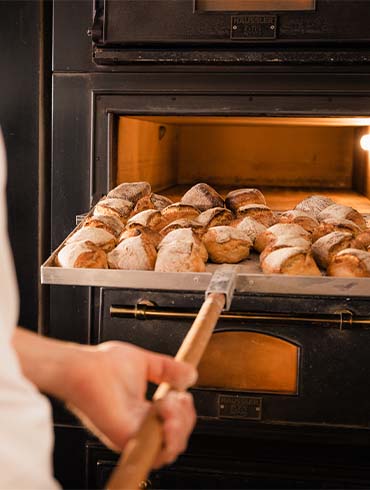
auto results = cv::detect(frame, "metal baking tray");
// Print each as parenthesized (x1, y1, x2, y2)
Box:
(41, 236, 370, 298)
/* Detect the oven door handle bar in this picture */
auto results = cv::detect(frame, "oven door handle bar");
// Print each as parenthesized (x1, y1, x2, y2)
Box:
(106, 267, 238, 490)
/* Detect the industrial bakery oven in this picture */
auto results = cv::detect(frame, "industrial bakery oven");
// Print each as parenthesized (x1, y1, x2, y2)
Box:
(47, 1, 370, 488)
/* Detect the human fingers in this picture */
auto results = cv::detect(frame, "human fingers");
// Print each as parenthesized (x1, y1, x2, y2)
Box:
(153, 392, 196, 468)
(144, 351, 198, 391)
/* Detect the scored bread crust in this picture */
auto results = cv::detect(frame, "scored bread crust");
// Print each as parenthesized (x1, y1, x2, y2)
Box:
(355, 230, 370, 250)
(159, 228, 208, 261)
(203, 226, 252, 264)
(254, 223, 310, 253)
(317, 204, 367, 230)
(66, 227, 117, 252)
(118, 227, 162, 248)
(155, 240, 206, 272)
(161, 203, 201, 226)
(259, 236, 311, 263)
(160, 219, 204, 237)
(107, 235, 157, 270)
(261, 246, 321, 276)
(294, 195, 335, 217)
(327, 248, 370, 277)
(311, 231, 363, 269)
(107, 181, 151, 203)
(181, 183, 224, 212)
(94, 198, 133, 222)
(225, 188, 266, 213)
(236, 204, 276, 227)
(232, 217, 267, 245)
(126, 209, 164, 231)
(278, 210, 319, 234)
(196, 207, 233, 228)
(84, 214, 124, 238)
(131, 193, 174, 215)
(57, 241, 108, 269)
(312, 218, 362, 242)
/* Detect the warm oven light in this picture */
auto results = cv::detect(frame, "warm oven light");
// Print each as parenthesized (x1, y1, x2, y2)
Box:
(360, 134, 370, 151)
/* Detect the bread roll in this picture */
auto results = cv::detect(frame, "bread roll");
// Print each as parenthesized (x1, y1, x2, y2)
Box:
(278, 210, 319, 234)
(259, 235, 311, 262)
(155, 241, 206, 273)
(236, 204, 276, 227)
(108, 235, 157, 270)
(233, 217, 267, 245)
(254, 223, 310, 253)
(161, 203, 200, 226)
(294, 195, 335, 217)
(67, 227, 116, 252)
(196, 207, 233, 228)
(312, 218, 362, 242)
(355, 229, 370, 250)
(327, 248, 370, 277)
(126, 209, 164, 231)
(225, 188, 266, 213)
(83, 214, 124, 238)
(160, 219, 204, 237)
(311, 232, 364, 269)
(118, 227, 162, 248)
(107, 182, 151, 203)
(94, 198, 133, 223)
(132, 193, 173, 215)
(159, 228, 208, 261)
(203, 226, 252, 264)
(57, 241, 108, 269)
(181, 183, 224, 212)
(317, 204, 366, 230)
(261, 247, 321, 276)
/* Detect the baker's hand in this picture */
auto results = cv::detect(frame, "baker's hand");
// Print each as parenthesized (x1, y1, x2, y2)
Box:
(62, 341, 197, 468)
(13, 329, 197, 468)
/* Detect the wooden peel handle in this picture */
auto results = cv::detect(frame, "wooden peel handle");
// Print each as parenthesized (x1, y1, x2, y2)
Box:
(107, 292, 225, 490)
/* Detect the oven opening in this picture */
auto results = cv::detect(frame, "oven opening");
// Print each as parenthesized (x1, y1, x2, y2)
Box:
(113, 115, 370, 212)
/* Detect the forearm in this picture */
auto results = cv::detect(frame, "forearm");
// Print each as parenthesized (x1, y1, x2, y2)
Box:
(12, 327, 83, 399)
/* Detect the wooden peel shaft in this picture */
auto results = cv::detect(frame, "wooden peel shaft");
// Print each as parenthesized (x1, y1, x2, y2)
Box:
(107, 292, 226, 490)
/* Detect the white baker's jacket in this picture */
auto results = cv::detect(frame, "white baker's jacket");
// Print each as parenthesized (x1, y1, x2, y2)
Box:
(0, 129, 59, 489)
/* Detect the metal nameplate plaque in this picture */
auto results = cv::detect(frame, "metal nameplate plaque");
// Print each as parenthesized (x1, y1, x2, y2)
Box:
(219, 395, 262, 420)
(231, 15, 277, 40)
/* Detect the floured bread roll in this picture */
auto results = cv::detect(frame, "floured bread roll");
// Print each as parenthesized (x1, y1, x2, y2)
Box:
(84, 214, 124, 238)
(355, 229, 370, 250)
(196, 207, 233, 228)
(260, 235, 311, 262)
(160, 219, 204, 237)
(294, 195, 335, 217)
(181, 183, 224, 212)
(160, 228, 208, 261)
(261, 247, 321, 276)
(155, 240, 206, 273)
(94, 198, 133, 223)
(327, 248, 370, 277)
(312, 231, 363, 269)
(107, 181, 151, 203)
(233, 217, 266, 246)
(278, 210, 319, 234)
(203, 226, 252, 264)
(108, 235, 157, 270)
(57, 241, 108, 269)
(236, 204, 276, 227)
(67, 227, 116, 252)
(118, 227, 162, 248)
(225, 188, 266, 213)
(126, 209, 164, 231)
(132, 193, 173, 215)
(312, 218, 361, 242)
(254, 223, 310, 253)
(161, 203, 200, 226)
(317, 204, 366, 230)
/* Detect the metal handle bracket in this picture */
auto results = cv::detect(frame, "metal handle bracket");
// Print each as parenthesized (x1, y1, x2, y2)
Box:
(205, 265, 239, 311)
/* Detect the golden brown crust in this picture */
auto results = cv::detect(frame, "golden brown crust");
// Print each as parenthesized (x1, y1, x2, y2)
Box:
(94, 198, 133, 223)
(159, 228, 208, 262)
(107, 181, 151, 203)
(84, 214, 124, 238)
(356, 230, 370, 250)
(311, 232, 363, 269)
(236, 204, 276, 227)
(294, 195, 335, 217)
(155, 241, 206, 273)
(118, 227, 162, 248)
(181, 183, 224, 212)
(317, 204, 367, 230)
(312, 218, 362, 242)
(225, 188, 266, 213)
(161, 203, 200, 226)
(203, 226, 251, 264)
(57, 241, 108, 269)
(196, 207, 233, 228)
(327, 248, 370, 277)
(107, 235, 157, 270)
(254, 223, 310, 253)
(261, 247, 321, 276)
(126, 209, 164, 231)
(278, 210, 319, 234)
(160, 219, 204, 237)
(66, 227, 117, 252)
